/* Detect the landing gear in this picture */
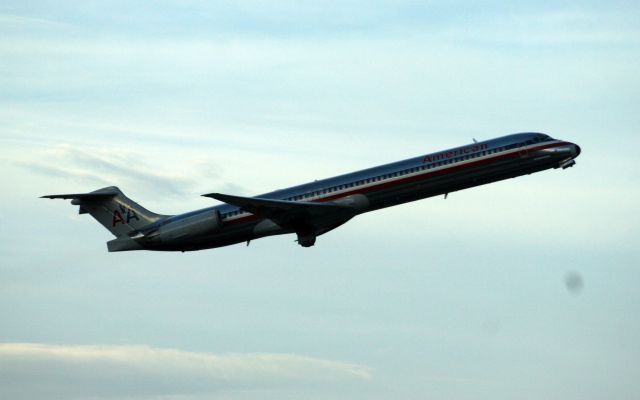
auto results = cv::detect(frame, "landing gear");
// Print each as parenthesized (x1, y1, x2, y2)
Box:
(559, 158, 576, 169)
(296, 234, 317, 247)
(295, 224, 317, 247)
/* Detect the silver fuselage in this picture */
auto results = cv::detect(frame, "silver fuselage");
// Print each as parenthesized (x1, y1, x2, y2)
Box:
(144, 132, 580, 251)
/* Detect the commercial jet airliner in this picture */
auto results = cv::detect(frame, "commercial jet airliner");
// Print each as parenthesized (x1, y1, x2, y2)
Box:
(43, 132, 581, 252)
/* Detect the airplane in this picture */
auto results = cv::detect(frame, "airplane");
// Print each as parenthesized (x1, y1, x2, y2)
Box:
(42, 132, 581, 252)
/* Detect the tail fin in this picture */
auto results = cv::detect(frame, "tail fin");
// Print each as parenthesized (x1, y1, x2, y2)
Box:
(42, 186, 167, 237)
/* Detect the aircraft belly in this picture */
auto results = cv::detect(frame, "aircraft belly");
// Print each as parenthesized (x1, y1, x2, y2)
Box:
(146, 220, 258, 251)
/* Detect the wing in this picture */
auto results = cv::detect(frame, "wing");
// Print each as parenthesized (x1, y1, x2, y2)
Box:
(202, 193, 351, 226)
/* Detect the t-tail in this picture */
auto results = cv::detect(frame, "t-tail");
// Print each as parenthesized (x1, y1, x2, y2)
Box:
(41, 186, 168, 251)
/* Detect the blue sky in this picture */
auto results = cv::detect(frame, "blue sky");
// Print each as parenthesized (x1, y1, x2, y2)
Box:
(1, 1, 639, 399)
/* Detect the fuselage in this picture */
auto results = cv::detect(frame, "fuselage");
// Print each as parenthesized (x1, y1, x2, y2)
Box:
(147, 132, 580, 251)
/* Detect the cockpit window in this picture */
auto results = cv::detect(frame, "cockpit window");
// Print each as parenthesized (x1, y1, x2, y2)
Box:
(538, 134, 551, 142)
(529, 134, 552, 144)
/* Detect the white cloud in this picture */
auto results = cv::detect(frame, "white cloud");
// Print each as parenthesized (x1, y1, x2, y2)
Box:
(20, 143, 197, 194)
(0, 343, 371, 399)
(11, 142, 250, 211)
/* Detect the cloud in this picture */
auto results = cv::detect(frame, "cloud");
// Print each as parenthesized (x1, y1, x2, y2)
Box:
(0, 343, 371, 399)
(15, 143, 232, 199)
(10, 140, 260, 214)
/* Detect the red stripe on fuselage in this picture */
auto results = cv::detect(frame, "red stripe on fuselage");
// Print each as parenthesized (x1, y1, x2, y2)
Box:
(224, 141, 569, 226)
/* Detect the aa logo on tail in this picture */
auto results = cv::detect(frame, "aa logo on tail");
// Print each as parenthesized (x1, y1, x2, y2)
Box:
(112, 204, 140, 227)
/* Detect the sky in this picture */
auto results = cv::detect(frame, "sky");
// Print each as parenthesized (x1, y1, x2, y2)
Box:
(1, 1, 639, 399)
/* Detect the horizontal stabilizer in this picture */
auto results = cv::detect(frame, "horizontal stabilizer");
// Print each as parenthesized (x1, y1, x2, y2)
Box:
(41, 190, 119, 200)
(41, 186, 166, 238)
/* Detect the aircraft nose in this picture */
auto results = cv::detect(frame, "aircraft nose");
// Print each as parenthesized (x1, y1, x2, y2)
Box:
(573, 144, 581, 157)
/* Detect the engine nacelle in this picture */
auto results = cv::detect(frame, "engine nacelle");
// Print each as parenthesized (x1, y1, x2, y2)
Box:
(152, 210, 222, 243)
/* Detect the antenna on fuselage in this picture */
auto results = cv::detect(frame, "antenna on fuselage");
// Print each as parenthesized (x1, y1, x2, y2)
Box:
(473, 138, 478, 143)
